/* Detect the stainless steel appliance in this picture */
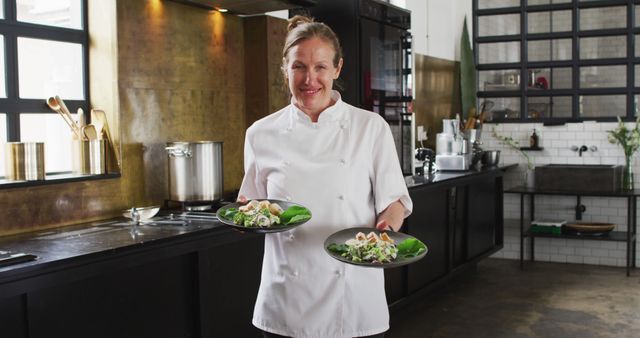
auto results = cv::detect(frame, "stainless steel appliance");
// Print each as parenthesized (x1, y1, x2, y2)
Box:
(165, 141, 223, 202)
(292, 0, 413, 175)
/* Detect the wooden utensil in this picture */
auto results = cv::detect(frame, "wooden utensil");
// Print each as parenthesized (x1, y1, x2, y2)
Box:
(91, 109, 120, 169)
(82, 124, 98, 140)
(77, 107, 85, 127)
(46, 96, 83, 139)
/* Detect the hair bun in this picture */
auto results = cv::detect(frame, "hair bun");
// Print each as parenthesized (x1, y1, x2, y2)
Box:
(287, 15, 314, 32)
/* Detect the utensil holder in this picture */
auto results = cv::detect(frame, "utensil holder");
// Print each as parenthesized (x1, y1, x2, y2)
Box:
(72, 140, 106, 175)
(4, 142, 45, 181)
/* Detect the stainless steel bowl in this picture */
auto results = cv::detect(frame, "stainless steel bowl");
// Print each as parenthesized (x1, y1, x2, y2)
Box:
(481, 150, 500, 167)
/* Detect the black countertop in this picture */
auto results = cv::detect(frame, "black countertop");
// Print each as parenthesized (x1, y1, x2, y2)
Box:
(0, 164, 516, 280)
(405, 164, 516, 189)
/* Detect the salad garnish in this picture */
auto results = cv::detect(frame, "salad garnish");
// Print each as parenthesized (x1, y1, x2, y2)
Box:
(327, 231, 427, 264)
(219, 200, 311, 228)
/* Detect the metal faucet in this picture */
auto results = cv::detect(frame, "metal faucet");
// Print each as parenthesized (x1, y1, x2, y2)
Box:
(571, 145, 589, 157)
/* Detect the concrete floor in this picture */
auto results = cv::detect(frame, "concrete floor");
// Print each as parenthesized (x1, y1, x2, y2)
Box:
(387, 259, 640, 338)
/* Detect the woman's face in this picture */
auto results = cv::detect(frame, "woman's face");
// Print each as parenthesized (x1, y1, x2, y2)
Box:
(285, 37, 343, 117)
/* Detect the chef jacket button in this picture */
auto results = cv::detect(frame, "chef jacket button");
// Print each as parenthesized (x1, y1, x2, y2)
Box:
(286, 196, 292, 201)
(293, 271, 299, 277)
(312, 124, 318, 129)
(335, 270, 342, 276)
(286, 127, 292, 132)
(338, 195, 344, 200)
(289, 234, 294, 240)
(283, 161, 290, 166)
(339, 159, 346, 165)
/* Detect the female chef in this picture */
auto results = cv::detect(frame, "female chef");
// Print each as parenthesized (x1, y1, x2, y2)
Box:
(238, 15, 412, 338)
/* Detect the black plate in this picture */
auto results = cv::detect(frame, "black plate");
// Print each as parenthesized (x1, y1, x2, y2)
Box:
(216, 199, 311, 233)
(324, 227, 428, 268)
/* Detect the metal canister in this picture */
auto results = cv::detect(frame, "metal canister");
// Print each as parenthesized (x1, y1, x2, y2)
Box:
(165, 141, 223, 202)
(4, 142, 45, 180)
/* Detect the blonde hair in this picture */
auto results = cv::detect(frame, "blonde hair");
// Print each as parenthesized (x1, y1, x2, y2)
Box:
(282, 15, 343, 71)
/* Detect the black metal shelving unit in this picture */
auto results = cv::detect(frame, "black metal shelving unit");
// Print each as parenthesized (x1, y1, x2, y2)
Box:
(505, 186, 638, 276)
(473, 0, 640, 123)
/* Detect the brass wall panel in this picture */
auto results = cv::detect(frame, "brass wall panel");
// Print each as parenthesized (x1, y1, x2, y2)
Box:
(0, 0, 255, 235)
(244, 15, 289, 129)
(413, 53, 461, 149)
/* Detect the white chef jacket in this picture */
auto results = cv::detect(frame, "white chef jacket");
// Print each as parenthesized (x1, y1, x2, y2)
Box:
(239, 91, 412, 338)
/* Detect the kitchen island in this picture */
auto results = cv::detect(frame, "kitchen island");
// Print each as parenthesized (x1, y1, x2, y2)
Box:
(0, 166, 510, 338)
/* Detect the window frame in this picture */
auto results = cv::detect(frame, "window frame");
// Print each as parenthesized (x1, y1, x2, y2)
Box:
(474, 0, 639, 123)
(0, 0, 89, 142)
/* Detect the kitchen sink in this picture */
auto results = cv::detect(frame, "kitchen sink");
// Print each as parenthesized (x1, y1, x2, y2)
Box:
(534, 164, 623, 192)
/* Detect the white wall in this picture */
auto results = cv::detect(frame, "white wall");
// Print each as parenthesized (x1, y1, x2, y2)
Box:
(404, 0, 473, 61)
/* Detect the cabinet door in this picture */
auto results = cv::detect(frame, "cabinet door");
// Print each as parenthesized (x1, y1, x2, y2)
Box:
(0, 294, 27, 338)
(200, 233, 264, 338)
(406, 185, 449, 294)
(466, 176, 498, 259)
(27, 254, 199, 338)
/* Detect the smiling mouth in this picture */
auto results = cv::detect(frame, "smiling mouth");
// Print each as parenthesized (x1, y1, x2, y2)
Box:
(301, 88, 321, 95)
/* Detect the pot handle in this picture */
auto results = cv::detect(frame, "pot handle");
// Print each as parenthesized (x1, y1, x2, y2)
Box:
(165, 146, 192, 158)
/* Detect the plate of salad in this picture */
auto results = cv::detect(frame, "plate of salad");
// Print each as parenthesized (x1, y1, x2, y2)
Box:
(216, 199, 312, 233)
(324, 227, 428, 268)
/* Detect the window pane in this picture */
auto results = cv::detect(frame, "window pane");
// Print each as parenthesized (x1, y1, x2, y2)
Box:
(635, 65, 640, 87)
(528, 10, 572, 34)
(17, 0, 82, 30)
(479, 69, 521, 91)
(478, 0, 519, 10)
(529, 96, 572, 118)
(636, 5, 640, 28)
(580, 95, 626, 118)
(0, 0, 4, 19)
(0, 113, 6, 177)
(580, 36, 626, 59)
(487, 97, 521, 120)
(580, 7, 626, 30)
(580, 65, 626, 89)
(20, 113, 74, 173)
(478, 42, 520, 64)
(636, 35, 640, 57)
(478, 14, 520, 37)
(528, 0, 571, 5)
(527, 97, 550, 118)
(528, 68, 572, 89)
(17, 37, 84, 99)
(527, 39, 572, 61)
(0, 35, 5, 98)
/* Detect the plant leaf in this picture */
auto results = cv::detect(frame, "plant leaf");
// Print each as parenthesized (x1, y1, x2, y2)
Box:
(397, 238, 427, 258)
(460, 16, 477, 119)
(280, 205, 311, 225)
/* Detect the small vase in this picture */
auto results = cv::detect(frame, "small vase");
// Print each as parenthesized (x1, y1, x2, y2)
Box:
(623, 157, 634, 190)
(523, 168, 535, 188)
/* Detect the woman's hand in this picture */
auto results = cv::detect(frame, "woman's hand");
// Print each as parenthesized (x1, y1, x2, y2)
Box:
(237, 195, 248, 204)
(375, 200, 406, 232)
(376, 219, 391, 231)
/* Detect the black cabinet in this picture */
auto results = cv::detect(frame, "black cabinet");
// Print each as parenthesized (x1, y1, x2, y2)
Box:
(396, 170, 505, 301)
(0, 231, 265, 338)
(405, 185, 449, 294)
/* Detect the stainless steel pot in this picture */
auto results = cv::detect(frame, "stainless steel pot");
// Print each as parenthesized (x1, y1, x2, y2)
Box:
(166, 141, 223, 202)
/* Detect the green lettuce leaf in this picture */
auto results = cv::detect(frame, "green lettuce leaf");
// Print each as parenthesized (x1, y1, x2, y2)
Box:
(396, 238, 427, 258)
(220, 208, 237, 220)
(327, 243, 349, 255)
(280, 206, 311, 225)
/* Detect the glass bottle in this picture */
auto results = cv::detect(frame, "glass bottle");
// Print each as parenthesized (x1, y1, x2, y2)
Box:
(530, 129, 539, 148)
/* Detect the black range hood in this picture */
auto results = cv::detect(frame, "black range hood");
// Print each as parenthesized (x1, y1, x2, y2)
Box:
(170, 0, 317, 14)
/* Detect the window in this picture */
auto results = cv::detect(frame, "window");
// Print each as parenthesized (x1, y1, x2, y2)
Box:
(474, 0, 638, 123)
(0, 0, 88, 177)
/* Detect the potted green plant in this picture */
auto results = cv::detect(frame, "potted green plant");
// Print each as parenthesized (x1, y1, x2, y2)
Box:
(607, 117, 640, 190)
